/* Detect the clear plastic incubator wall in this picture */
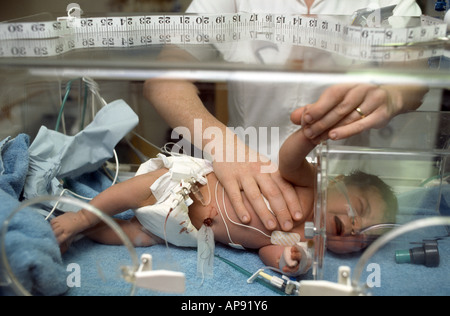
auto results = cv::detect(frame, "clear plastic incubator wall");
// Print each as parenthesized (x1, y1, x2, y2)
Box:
(0, 2, 449, 296)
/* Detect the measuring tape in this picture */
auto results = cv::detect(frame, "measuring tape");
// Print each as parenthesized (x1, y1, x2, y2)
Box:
(0, 11, 447, 61)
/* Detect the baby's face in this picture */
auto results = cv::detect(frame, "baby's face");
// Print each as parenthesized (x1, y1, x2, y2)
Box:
(325, 184, 387, 254)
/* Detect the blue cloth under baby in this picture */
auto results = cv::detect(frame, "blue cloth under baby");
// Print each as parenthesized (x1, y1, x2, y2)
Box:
(0, 134, 67, 296)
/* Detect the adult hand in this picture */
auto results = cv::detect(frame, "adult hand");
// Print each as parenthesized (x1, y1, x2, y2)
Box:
(145, 76, 302, 232)
(291, 83, 428, 142)
(212, 141, 303, 232)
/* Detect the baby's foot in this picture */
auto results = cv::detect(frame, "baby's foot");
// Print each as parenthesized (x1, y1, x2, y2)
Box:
(51, 212, 91, 253)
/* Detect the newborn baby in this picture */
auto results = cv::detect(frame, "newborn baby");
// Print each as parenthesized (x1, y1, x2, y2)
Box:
(52, 128, 397, 276)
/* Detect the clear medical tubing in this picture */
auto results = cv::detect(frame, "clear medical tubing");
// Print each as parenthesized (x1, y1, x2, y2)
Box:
(351, 217, 450, 291)
(0, 196, 140, 296)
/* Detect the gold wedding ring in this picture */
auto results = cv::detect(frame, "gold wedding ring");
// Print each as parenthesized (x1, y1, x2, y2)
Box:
(355, 107, 366, 119)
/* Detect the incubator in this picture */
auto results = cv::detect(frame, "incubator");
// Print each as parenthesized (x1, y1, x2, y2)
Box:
(310, 111, 450, 295)
(0, 3, 449, 296)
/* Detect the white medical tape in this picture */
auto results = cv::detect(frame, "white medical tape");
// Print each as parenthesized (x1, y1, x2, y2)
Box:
(271, 231, 301, 247)
(0, 13, 446, 61)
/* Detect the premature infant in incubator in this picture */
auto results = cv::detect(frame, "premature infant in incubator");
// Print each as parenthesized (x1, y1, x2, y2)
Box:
(51, 128, 397, 276)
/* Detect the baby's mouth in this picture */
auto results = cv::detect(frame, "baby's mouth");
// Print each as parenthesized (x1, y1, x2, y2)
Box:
(334, 216, 344, 236)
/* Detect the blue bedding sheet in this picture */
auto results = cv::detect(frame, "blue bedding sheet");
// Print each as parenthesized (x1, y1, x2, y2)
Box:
(60, 187, 450, 296)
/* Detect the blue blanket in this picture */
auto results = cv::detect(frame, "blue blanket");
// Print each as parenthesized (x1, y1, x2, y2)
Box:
(60, 180, 450, 296)
(0, 135, 67, 296)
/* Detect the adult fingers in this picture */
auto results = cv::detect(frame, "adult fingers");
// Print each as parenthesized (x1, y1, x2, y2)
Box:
(270, 170, 304, 222)
(303, 84, 379, 140)
(256, 172, 294, 231)
(327, 88, 392, 140)
(241, 175, 278, 230)
(329, 106, 392, 140)
(301, 84, 358, 126)
(221, 176, 252, 224)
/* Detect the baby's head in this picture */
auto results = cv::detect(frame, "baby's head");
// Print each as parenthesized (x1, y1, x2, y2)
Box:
(325, 170, 398, 254)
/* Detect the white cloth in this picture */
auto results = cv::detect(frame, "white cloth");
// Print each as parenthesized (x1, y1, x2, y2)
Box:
(185, 0, 422, 163)
(134, 154, 214, 248)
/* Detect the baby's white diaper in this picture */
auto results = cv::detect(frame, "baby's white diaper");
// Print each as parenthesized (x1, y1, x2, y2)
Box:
(134, 154, 214, 248)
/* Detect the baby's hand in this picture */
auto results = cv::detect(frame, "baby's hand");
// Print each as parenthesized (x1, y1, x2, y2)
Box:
(281, 246, 302, 274)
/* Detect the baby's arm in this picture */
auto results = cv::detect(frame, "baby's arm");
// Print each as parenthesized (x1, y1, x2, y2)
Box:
(259, 245, 302, 275)
(278, 128, 317, 188)
(51, 169, 166, 247)
(89, 170, 164, 216)
(81, 170, 163, 227)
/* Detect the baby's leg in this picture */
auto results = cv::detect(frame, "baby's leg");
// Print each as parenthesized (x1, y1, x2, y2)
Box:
(51, 210, 95, 253)
(84, 216, 164, 247)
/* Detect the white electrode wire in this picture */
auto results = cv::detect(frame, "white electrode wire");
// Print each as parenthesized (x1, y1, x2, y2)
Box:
(162, 142, 188, 157)
(44, 188, 93, 221)
(82, 77, 107, 108)
(130, 131, 187, 160)
(215, 181, 236, 246)
(202, 177, 212, 207)
(131, 131, 162, 152)
(111, 148, 120, 186)
(125, 138, 149, 162)
(221, 186, 271, 239)
(215, 181, 272, 245)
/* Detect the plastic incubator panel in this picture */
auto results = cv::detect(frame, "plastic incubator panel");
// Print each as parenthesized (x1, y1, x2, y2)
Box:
(0, 4, 449, 296)
(314, 112, 450, 295)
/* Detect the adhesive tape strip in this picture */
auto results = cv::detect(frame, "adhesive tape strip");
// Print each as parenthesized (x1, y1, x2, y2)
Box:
(271, 231, 301, 247)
